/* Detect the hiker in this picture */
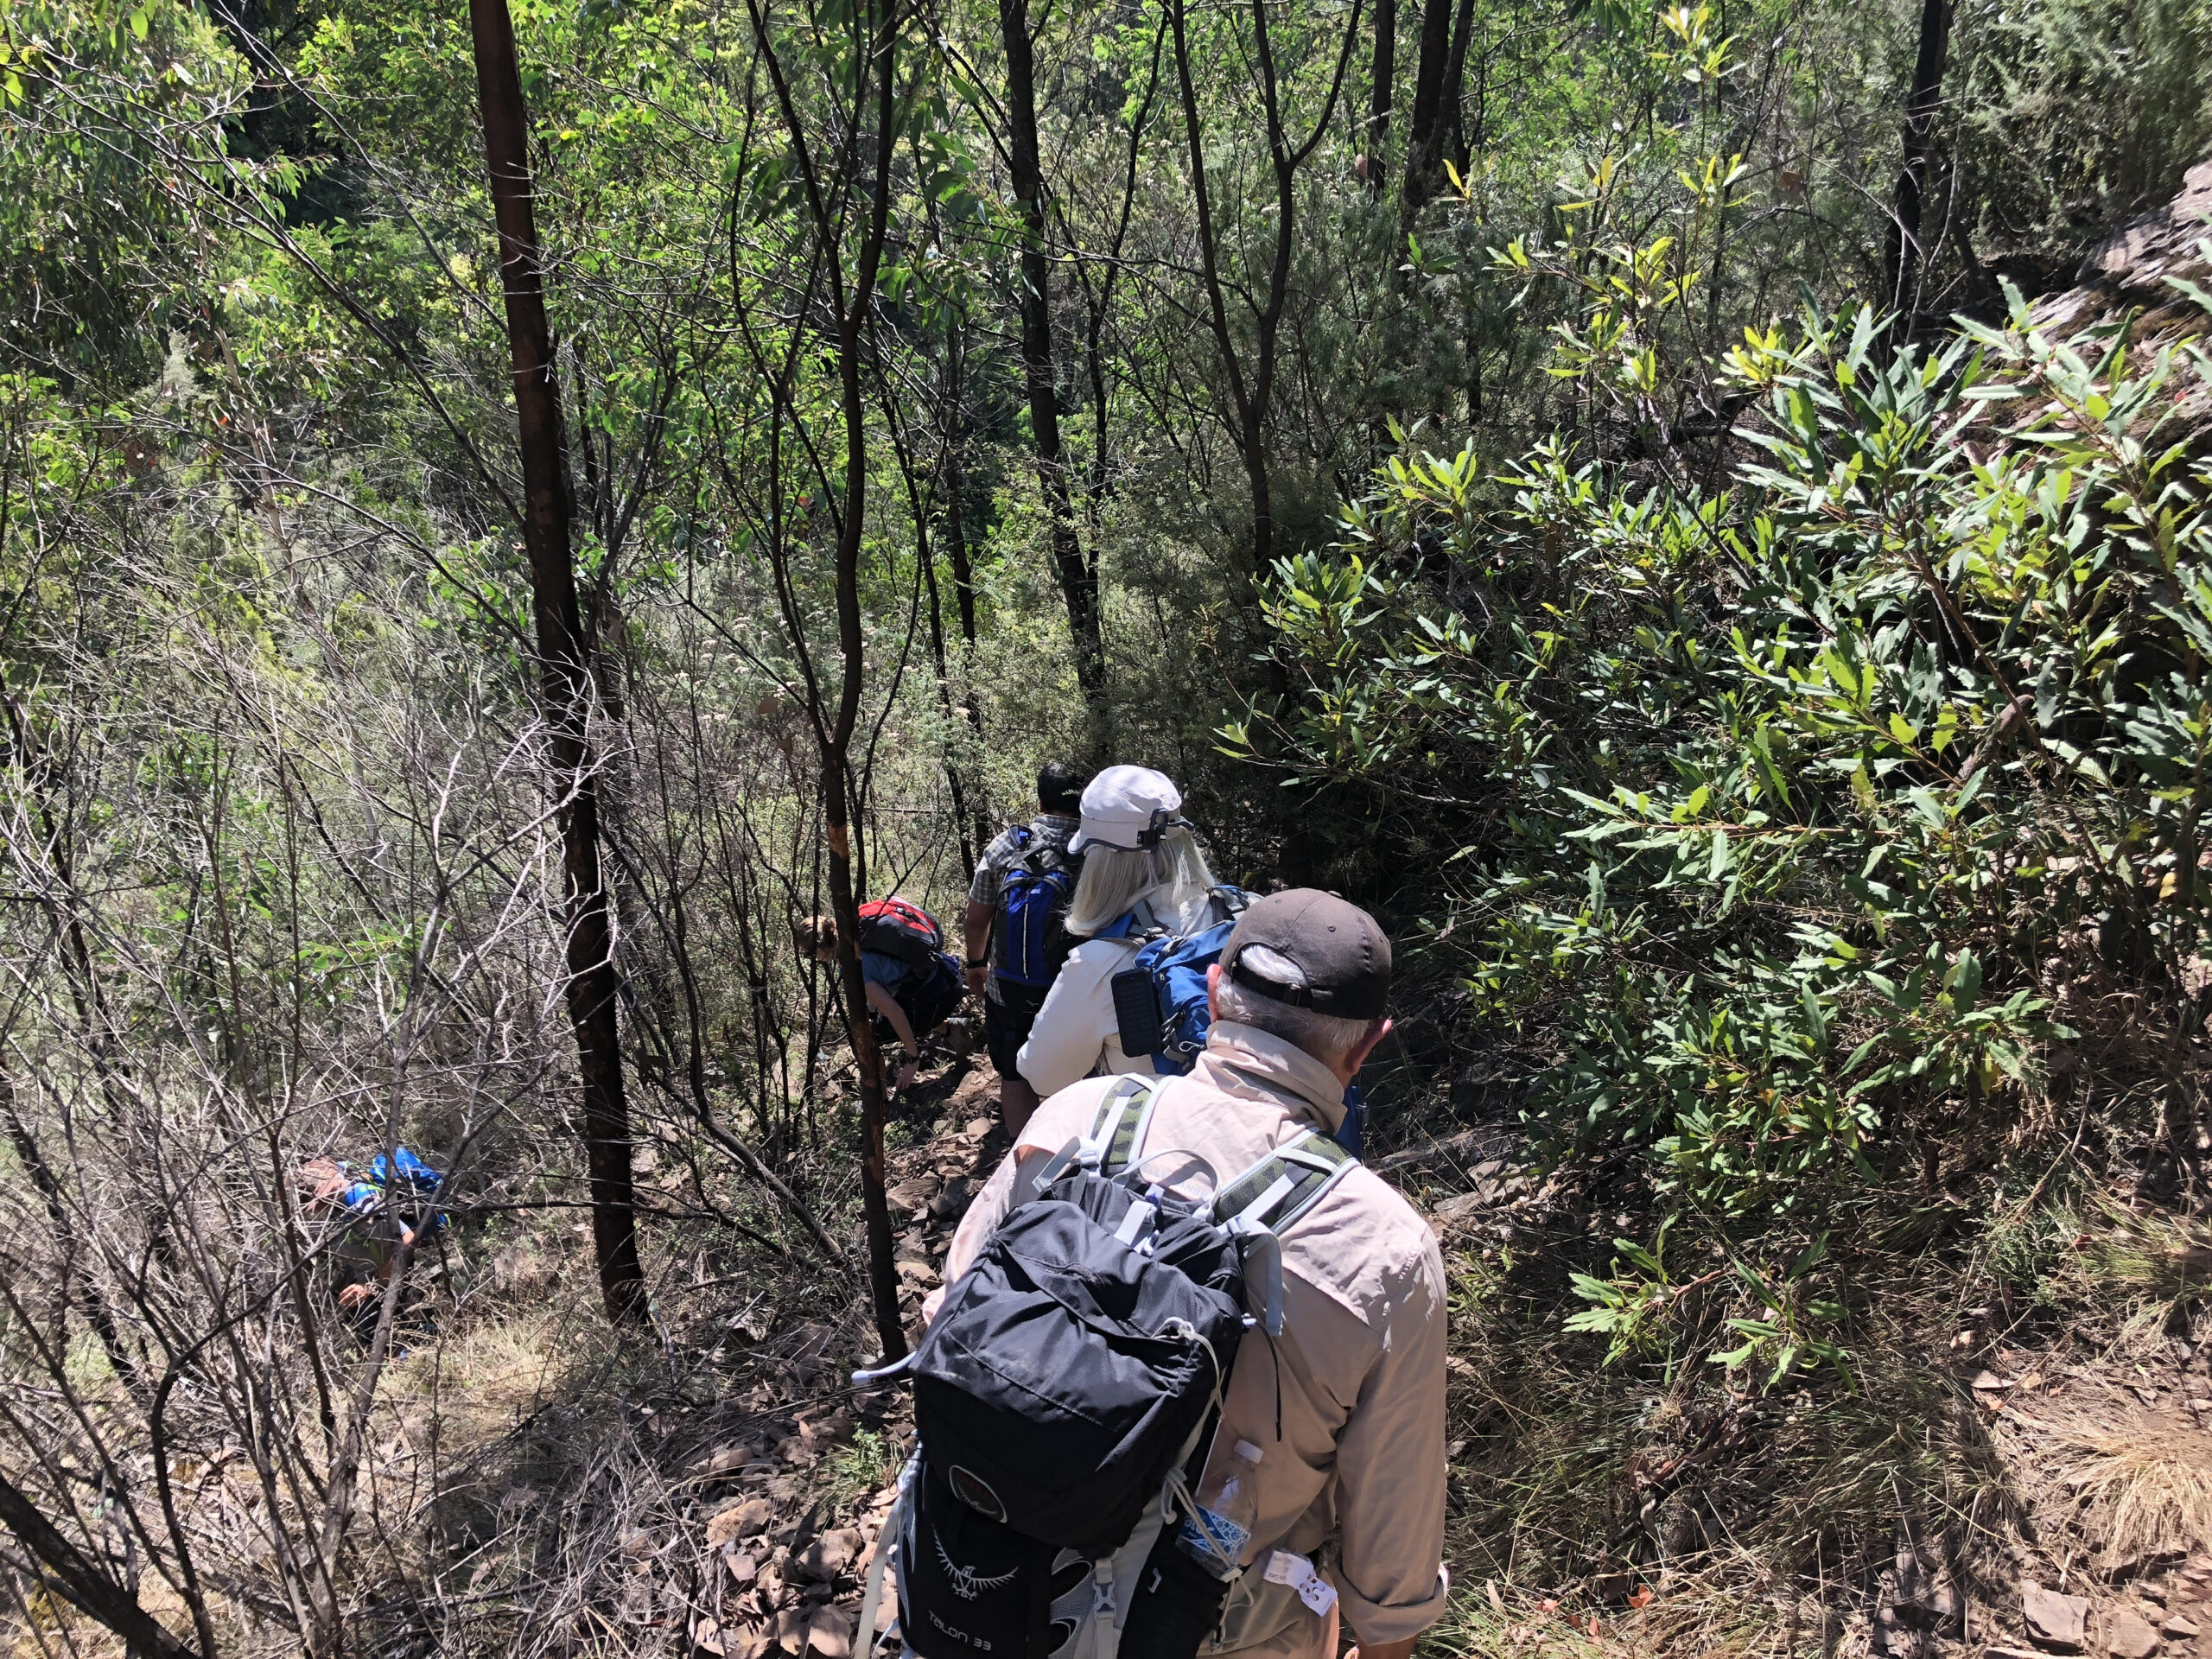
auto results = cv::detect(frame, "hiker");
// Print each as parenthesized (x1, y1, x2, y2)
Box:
(297, 1148, 447, 1342)
(924, 890, 1446, 1659)
(1015, 765, 1234, 1097)
(804, 900, 963, 1096)
(963, 760, 1088, 1136)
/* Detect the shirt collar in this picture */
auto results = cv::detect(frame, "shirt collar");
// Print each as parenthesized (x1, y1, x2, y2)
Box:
(1192, 1020, 1347, 1133)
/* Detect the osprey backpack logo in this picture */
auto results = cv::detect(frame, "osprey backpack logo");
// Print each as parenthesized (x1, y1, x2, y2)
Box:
(948, 1464, 1007, 1522)
(932, 1534, 1019, 1602)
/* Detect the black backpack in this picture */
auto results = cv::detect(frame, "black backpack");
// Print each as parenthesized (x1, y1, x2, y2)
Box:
(854, 1077, 1359, 1659)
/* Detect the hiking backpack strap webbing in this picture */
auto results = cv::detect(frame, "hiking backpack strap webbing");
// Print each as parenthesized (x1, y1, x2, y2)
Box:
(1085, 1074, 1165, 1177)
(1211, 1131, 1355, 1233)
(1208, 1129, 1359, 1338)
(852, 1456, 913, 1658)
(1011, 1074, 1165, 1208)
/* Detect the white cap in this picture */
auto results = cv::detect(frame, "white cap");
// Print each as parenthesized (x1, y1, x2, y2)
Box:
(1234, 1440, 1263, 1464)
(1068, 765, 1189, 855)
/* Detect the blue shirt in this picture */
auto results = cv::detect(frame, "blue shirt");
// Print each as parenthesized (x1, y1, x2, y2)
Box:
(861, 950, 910, 991)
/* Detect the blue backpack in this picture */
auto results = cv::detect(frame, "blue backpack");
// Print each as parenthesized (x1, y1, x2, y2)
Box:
(1105, 893, 1376, 1141)
(993, 829, 1081, 988)
(1105, 887, 1250, 1073)
(372, 1146, 443, 1197)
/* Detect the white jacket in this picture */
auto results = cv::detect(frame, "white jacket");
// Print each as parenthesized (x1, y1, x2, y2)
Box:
(1014, 933, 1157, 1095)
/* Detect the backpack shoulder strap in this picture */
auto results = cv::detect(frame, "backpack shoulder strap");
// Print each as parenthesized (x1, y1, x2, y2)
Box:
(1084, 1074, 1165, 1177)
(1207, 1128, 1360, 1337)
(1210, 1128, 1357, 1236)
(1012, 1074, 1164, 1206)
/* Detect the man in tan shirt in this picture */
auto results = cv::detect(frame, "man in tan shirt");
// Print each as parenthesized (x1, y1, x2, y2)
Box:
(925, 890, 1449, 1659)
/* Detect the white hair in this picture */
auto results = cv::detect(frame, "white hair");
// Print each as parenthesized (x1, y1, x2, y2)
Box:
(1065, 826, 1219, 937)
(1212, 944, 1381, 1068)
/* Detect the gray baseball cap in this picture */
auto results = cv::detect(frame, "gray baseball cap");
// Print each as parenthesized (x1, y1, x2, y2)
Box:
(1221, 889, 1392, 1020)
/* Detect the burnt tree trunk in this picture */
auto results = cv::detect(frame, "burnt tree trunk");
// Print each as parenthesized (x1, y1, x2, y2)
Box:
(1364, 0, 1395, 195)
(468, 0, 646, 1325)
(1398, 0, 1453, 226)
(1001, 0, 1106, 715)
(1441, 0, 1476, 179)
(1884, 0, 1954, 342)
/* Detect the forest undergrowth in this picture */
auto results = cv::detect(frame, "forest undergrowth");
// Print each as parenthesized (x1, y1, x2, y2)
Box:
(6, 0, 2212, 1650)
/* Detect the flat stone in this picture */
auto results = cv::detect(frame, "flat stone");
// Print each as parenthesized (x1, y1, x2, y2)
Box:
(2023, 1582, 2089, 1651)
(2159, 1616, 2199, 1639)
(2102, 1605, 2161, 1658)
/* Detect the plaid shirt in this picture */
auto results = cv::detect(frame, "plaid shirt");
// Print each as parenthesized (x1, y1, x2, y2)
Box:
(967, 813, 1080, 908)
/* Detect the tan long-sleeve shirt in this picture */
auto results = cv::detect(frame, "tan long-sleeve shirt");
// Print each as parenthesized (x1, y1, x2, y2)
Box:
(928, 1021, 1451, 1659)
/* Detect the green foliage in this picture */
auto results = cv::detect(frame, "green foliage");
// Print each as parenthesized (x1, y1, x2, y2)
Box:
(1238, 264, 2212, 1240)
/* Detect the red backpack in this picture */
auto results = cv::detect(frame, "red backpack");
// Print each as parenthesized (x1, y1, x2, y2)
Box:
(856, 898, 943, 968)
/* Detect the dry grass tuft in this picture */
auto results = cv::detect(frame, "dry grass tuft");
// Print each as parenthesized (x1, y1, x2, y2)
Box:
(2032, 1402, 2212, 1567)
(2065, 1203, 2212, 1305)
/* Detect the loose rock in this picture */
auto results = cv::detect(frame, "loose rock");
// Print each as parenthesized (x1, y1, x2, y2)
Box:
(716, 1503, 779, 1557)
(2103, 1606, 2162, 1659)
(2023, 1582, 2090, 1651)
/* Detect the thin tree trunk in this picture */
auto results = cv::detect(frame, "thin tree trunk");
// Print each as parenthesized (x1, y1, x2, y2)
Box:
(467, 0, 647, 1326)
(938, 322, 990, 857)
(1441, 0, 1475, 178)
(1169, 0, 1363, 582)
(1000, 0, 1106, 716)
(1398, 0, 1453, 226)
(1884, 0, 1953, 342)
(0, 1471, 197, 1659)
(0, 1079, 137, 1389)
(1364, 0, 1395, 195)
(745, 0, 908, 1360)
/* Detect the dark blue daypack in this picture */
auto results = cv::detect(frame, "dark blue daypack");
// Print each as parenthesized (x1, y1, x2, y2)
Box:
(901, 950, 965, 1039)
(1105, 887, 1250, 1074)
(995, 829, 1082, 988)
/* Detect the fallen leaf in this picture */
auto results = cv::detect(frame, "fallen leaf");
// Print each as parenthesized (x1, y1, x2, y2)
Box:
(1628, 1584, 1655, 1609)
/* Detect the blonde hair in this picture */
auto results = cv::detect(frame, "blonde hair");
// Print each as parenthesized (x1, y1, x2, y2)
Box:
(1065, 827, 1220, 937)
